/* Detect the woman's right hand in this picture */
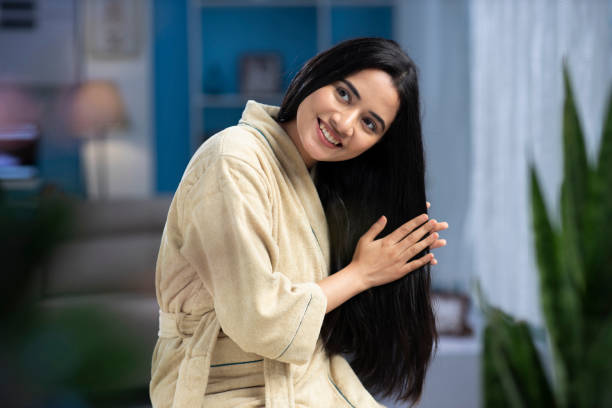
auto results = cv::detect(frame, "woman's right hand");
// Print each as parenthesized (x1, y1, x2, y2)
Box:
(350, 214, 447, 290)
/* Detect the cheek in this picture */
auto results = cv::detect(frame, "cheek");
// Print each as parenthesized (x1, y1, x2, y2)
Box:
(295, 107, 311, 136)
(309, 88, 337, 112)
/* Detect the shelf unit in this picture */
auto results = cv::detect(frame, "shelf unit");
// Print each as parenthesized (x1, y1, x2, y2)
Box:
(187, 0, 395, 153)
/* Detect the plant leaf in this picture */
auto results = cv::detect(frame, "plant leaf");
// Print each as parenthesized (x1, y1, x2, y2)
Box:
(583, 89, 612, 322)
(580, 318, 612, 407)
(530, 166, 573, 406)
(560, 62, 588, 290)
(482, 307, 557, 408)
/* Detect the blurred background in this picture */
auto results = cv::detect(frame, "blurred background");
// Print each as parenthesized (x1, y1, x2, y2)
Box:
(0, 0, 610, 407)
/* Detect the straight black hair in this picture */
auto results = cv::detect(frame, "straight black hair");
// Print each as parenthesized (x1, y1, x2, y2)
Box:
(278, 38, 437, 405)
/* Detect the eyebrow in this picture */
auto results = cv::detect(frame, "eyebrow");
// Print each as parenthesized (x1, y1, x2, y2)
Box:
(340, 79, 387, 132)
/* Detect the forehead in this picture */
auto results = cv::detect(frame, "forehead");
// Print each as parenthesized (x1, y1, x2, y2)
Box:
(343, 69, 400, 124)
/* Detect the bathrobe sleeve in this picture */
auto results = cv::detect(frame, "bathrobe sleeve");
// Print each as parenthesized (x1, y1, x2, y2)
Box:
(180, 153, 327, 365)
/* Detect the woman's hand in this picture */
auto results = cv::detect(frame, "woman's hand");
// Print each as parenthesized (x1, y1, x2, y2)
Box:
(317, 203, 448, 313)
(351, 212, 448, 291)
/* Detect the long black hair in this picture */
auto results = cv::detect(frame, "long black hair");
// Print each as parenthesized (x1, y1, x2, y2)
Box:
(278, 38, 437, 405)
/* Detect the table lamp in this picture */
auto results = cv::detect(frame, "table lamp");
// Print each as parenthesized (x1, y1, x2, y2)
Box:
(70, 80, 127, 199)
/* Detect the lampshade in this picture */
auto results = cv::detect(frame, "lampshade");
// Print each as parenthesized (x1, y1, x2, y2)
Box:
(70, 80, 127, 137)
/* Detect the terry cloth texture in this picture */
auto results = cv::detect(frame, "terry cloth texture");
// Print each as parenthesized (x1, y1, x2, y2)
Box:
(150, 101, 385, 407)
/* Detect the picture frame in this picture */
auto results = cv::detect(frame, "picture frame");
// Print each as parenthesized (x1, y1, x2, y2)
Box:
(432, 291, 473, 336)
(239, 53, 282, 95)
(85, 0, 141, 59)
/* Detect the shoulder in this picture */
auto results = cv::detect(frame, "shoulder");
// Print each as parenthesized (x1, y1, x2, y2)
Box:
(189, 125, 271, 175)
(179, 125, 274, 197)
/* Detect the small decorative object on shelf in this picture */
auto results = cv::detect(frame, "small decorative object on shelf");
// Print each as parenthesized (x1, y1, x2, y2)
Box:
(433, 291, 473, 336)
(203, 64, 226, 95)
(239, 53, 282, 95)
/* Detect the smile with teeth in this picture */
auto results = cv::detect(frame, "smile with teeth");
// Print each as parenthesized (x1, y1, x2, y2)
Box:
(319, 120, 341, 146)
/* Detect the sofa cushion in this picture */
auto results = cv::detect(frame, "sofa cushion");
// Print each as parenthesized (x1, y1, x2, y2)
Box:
(70, 196, 172, 239)
(42, 196, 172, 296)
(44, 232, 160, 296)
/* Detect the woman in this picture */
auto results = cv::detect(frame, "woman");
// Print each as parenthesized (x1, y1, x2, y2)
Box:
(150, 37, 447, 407)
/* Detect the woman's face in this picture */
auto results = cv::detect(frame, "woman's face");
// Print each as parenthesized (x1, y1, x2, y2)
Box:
(285, 69, 400, 169)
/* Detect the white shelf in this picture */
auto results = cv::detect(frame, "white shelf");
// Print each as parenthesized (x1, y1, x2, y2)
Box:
(197, 0, 394, 8)
(198, 0, 319, 7)
(196, 93, 285, 108)
(436, 335, 481, 356)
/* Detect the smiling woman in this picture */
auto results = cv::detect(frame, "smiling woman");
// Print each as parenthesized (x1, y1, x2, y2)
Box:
(150, 38, 448, 408)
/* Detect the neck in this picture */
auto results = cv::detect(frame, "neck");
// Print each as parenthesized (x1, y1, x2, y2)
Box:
(280, 119, 316, 170)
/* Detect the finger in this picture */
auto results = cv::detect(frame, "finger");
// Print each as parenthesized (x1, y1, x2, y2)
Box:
(432, 221, 449, 232)
(429, 239, 447, 249)
(384, 214, 429, 244)
(396, 218, 437, 250)
(426, 201, 431, 209)
(362, 215, 388, 241)
(400, 253, 434, 276)
(401, 231, 438, 259)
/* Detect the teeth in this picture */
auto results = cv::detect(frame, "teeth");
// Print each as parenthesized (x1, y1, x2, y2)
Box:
(319, 122, 340, 146)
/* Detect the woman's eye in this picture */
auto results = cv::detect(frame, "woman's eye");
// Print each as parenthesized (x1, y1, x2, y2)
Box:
(336, 87, 350, 102)
(363, 118, 377, 132)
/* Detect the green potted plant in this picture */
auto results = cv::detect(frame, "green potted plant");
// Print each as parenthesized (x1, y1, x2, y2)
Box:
(481, 64, 612, 407)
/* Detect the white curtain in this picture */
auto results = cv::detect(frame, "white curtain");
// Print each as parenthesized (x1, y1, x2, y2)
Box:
(467, 0, 612, 325)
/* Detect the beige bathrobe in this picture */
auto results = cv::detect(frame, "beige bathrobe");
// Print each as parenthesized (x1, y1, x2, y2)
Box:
(150, 101, 384, 407)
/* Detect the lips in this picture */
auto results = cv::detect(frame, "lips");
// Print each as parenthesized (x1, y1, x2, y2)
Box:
(317, 119, 342, 148)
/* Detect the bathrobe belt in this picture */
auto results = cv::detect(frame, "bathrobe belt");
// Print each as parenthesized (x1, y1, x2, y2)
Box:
(158, 310, 295, 408)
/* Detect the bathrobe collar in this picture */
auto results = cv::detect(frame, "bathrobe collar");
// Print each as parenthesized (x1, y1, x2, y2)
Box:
(238, 100, 330, 269)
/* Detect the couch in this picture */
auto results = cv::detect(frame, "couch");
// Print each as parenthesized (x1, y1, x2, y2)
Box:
(37, 195, 172, 404)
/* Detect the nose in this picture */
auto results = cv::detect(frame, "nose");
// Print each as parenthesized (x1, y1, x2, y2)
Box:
(330, 108, 359, 139)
